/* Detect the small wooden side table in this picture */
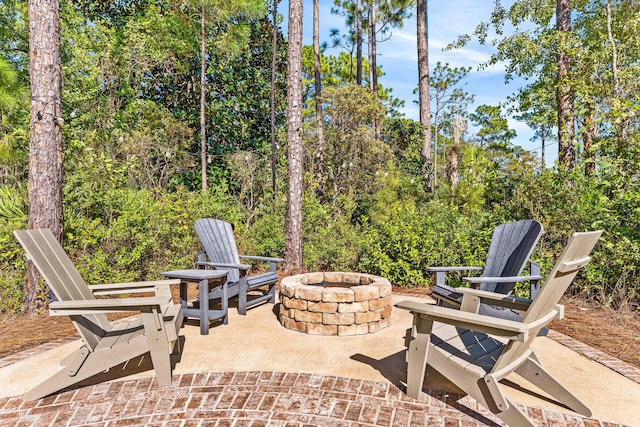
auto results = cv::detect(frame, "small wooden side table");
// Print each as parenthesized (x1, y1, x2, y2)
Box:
(161, 269, 228, 335)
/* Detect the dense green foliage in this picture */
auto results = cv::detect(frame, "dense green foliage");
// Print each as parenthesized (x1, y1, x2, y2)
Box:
(1, 0, 639, 312)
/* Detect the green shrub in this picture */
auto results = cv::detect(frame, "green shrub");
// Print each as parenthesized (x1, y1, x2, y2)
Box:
(0, 185, 28, 312)
(238, 196, 286, 259)
(0, 219, 27, 313)
(63, 187, 240, 286)
(302, 194, 363, 272)
(358, 198, 495, 287)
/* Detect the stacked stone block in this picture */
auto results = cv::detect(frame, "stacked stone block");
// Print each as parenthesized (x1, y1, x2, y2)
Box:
(279, 272, 392, 336)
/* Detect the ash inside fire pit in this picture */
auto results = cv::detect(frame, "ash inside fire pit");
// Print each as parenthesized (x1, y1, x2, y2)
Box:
(279, 272, 392, 336)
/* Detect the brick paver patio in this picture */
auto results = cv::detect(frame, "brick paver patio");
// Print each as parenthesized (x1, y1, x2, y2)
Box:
(0, 370, 633, 427)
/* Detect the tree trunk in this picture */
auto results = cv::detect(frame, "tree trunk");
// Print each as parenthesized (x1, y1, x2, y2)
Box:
(449, 116, 462, 202)
(314, 0, 324, 199)
(583, 107, 597, 176)
(433, 114, 438, 190)
(200, 7, 208, 192)
(285, 0, 304, 271)
(417, 0, 432, 189)
(606, 0, 619, 96)
(26, 0, 63, 313)
(541, 123, 546, 168)
(556, 0, 575, 170)
(369, 0, 380, 139)
(271, 0, 279, 198)
(355, 0, 363, 85)
(606, 0, 627, 146)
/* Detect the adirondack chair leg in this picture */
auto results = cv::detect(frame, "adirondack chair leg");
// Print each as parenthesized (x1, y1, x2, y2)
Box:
(24, 343, 145, 401)
(23, 348, 96, 401)
(198, 277, 210, 335)
(426, 349, 536, 427)
(23, 363, 99, 401)
(405, 314, 433, 399)
(267, 284, 276, 304)
(26, 323, 175, 401)
(222, 279, 229, 325)
(493, 402, 537, 427)
(517, 357, 592, 416)
(238, 277, 249, 315)
(478, 376, 538, 427)
(141, 310, 173, 386)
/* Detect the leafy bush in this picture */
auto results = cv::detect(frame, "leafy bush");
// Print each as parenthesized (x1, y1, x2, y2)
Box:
(0, 218, 27, 312)
(302, 194, 363, 272)
(0, 185, 27, 312)
(237, 197, 286, 260)
(359, 196, 495, 287)
(495, 161, 640, 307)
(63, 187, 241, 285)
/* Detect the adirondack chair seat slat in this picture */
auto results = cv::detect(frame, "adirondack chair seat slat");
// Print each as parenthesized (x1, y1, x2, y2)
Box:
(247, 272, 279, 287)
(98, 321, 145, 350)
(107, 303, 182, 346)
(14, 229, 183, 402)
(432, 324, 504, 374)
(431, 284, 462, 305)
(125, 325, 146, 345)
(195, 218, 282, 315)
(399, 230, 601, 427)
(199, 272, 278, 310)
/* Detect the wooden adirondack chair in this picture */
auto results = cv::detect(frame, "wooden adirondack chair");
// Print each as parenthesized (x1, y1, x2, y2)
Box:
(398, 230, 601, 427)
(430, 219, 544, 320)
(14, 229, 184, 401)
(194, 218, 283, 315)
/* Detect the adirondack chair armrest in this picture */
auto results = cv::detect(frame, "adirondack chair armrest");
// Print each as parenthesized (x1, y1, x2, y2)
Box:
(197, 261, 252, 271)
(463, 275, 544, 284)
(49, 296, 172, 316)
(455, 287, 533, 312)
(239, 255, 284, 272)
(239, 255, 284, 262)
(89, 279, 180, 296)
(427, 266, 484, 273)
(396, 300, 530, 341)
(461, 275, 543, 294)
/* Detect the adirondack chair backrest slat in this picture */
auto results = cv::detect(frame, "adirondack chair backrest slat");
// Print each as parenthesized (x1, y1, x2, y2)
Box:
(492, 231, 601, 373)
(481, 220, 544, 294)
(14, 229, 111, 351)
(195, 219, 241, 283)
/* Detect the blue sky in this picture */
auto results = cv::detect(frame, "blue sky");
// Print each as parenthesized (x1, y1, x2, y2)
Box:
(278, 1, 552, 163)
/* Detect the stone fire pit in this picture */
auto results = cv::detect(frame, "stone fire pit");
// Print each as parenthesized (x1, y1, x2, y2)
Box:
(279, 272, 392, 336)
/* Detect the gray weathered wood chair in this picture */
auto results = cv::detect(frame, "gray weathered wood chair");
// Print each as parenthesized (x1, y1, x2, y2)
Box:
(14, 229, 183, 401)
(194, 218, 283, 315)
(430, 219, 544, 320)
(398, 230, 601, 427)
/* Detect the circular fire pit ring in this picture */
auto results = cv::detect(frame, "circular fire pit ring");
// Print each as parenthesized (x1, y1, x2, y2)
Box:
(279, 272, 392, 336)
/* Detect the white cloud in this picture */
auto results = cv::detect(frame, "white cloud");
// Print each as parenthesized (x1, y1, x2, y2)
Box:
(376, 26, 504, 78)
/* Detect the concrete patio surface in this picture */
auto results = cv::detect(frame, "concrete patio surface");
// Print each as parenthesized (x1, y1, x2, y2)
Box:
(1, 293, 639, 426)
